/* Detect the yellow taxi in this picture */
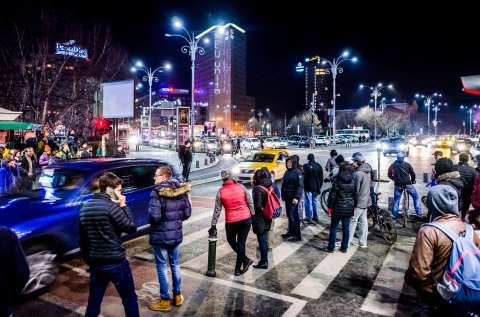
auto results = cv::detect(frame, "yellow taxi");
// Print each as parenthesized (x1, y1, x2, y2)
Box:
(232, 149, 290, 183)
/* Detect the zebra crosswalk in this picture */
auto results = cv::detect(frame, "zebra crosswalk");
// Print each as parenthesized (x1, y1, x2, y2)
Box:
(130, 196, 419, 316)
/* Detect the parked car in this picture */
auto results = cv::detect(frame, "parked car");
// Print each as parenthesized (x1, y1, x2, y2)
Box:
(232, 149, 290, 182)
(0, 158, 177, 295)
(241, 137, 261, 150)
(470, 142, 480, 159)
(298, 137, 310, 148)
(264, 137, 287, 149)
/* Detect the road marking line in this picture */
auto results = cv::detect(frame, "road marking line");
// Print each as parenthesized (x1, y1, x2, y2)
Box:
(182, 270, 307, 317)
(231, 224, 326, 284)
(291, 244, 358, 298)
(39, 292, 90, 316)
(360, 236, 415, 316)
(184, 208, 214, 224)
(183, 218, 288, 271)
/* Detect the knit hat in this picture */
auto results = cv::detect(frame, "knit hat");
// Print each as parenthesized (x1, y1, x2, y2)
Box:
(351, 152, 364, 163)
(220, 169, 235, 182)
(335, 155, 345, 164)
(433, 150, 443, 157)
(459, 152, 469, 163)
(44, 145, 51, 153)
(427, 184, 459, 219)
(307, 153, 315, 161)
(434, 158, 453, 177)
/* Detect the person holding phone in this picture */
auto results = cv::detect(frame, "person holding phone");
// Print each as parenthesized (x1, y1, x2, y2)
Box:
(147, 166, 191, 312)
(79, 172, 139, 317)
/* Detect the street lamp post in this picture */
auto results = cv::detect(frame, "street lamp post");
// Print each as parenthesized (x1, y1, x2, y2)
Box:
(359, 83, 393, 141)
(310, 92, 317, 137)
(257, 111, 263, 135)
(321, 51, 357, 145)
(131, 61, 170, 144)
(166, 19, 208, 140)
(460, 105, 477, 135)
(431, 102, 447, 137)
(415, 93, 442, 137)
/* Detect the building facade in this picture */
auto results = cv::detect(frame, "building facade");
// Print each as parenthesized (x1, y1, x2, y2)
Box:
(195, 23, 255, 136)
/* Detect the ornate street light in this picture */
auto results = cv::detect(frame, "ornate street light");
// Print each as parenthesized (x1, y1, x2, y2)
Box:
(359, 83, 393, 141)
(320, 51, 357, 145)
(131, 61, 170, 144)
(166, 18, 209, 140)
(431, 102, 447, 137)
(460, 104, 477, 136)
(415, 93, 442, 137)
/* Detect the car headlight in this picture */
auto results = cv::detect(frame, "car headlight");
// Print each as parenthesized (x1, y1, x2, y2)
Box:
(447, 141, 453, 146)
(458, 144, 465, 150)
(398, 145, 406, 150)
(382, 144, 388, 150)
(232, 167, 240, 174)
(194, 142, 201, 147)
(224, 144, 231, 150)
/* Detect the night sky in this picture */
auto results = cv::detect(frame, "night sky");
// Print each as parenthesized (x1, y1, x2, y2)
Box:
(3, 1, 480, 127)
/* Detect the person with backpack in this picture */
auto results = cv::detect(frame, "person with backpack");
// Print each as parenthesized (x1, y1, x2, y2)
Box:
(303, 153, 324, 225)
(326, 161, 356, 253)
(252, 168, 279, 269)
(210, 169, 254, 276)
(405, 184, 480, 316)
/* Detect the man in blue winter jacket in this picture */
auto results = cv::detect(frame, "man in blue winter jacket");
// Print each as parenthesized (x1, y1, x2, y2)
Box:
(147, 166, 191, 312)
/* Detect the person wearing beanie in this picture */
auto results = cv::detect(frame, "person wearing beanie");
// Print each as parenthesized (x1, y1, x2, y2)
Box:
(303, 154, 323, 224)
(388, 152, 423, 219)
(405, 183, 480, 315)
(453, 153, 477, 218)
(434, 158, 464, 212)
(210, 169, 254, 276)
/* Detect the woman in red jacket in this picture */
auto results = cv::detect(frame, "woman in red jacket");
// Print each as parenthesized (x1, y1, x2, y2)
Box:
(210, 169, 255, 276)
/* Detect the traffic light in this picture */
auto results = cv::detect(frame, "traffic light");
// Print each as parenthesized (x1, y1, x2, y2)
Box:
(95, 117, 113, 134)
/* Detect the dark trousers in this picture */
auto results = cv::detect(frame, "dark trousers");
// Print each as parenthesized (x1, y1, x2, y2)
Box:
(285, 200, 301, 237)
(86, 259, 139, 317)
(225, 218, 252, 269)
(256, 233, 268, 264)
(328, 216, 351, 251)
(182, 161, 192, 181)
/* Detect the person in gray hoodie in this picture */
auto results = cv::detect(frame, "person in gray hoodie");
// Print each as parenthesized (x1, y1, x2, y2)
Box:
(349, 152, 372, 248)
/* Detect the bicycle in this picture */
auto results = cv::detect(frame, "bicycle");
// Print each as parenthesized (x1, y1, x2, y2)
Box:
(367, 192, 397, 244)
(320, 176, 333, 214)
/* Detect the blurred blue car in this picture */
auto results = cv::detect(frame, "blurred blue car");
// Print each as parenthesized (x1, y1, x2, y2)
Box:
(0, 158, 177, 295)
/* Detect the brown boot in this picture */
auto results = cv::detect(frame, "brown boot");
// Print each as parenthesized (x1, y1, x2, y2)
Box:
(173, 293, 184, 307)
(148, 298, 172, 312)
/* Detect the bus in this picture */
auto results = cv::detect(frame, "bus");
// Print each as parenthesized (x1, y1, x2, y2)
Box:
(335, 128, 370, 141)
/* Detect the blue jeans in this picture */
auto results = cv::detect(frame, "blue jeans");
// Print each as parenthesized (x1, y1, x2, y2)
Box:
(256, 233, 268, 264)
(86, 259, 139, 317)
(153, 245, 181, 300)
(304, 191, 319, 220)
(392, 184, 422, 219)
(328, 216, 351, 251)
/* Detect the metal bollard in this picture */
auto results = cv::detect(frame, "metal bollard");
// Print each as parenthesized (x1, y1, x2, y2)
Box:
(210, 157, 213, 163)
(196, 160, 200, 168)
(372, 170, 378, 181)
(206, 229, 217, 277)
(423, 172, 430, 183)
(204, 158, 208, 166)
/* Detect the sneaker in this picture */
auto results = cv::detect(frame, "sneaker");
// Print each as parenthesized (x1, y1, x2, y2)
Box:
(352, 241, 367, 249)
(173, 293, 184, 307)
(148, 299, 172, 312)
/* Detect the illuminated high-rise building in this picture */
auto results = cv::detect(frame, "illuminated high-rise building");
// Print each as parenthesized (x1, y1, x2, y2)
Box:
(195, 23, 255, 135)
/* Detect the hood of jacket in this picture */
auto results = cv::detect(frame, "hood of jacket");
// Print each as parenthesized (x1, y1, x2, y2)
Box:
(436, 171, 463, 188)
(337, 169, 354, 183)
(355, 162, 372, 174)
(256, 177, 273, 187)
(156, 179, 191, 198)
(286, 156, 298, 170)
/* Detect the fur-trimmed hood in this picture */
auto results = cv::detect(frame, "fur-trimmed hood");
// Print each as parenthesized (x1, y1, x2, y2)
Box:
(436, 171, 462, 186)
(155, 179, 191, 198)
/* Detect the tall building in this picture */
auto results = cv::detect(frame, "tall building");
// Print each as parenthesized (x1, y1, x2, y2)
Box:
(195, 23, 255, 135)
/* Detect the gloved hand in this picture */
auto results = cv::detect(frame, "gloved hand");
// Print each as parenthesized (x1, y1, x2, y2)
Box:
(327, 208, 333, 215)
(208, 225, 217, 236)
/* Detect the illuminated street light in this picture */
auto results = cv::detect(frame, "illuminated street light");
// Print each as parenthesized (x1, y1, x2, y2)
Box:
(131, 61, 170, 144)
(460, 104, 477, 135)
(415, 93, 442, 137)
(431, 102, 447, 137)
(166, 18, 209, 140)
(320, 51, 357, 145)
(359, 83, 393, 141)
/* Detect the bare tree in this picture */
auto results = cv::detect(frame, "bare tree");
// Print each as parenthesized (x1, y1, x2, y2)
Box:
(288, 110, 323, 136)
(0, 7, 129, 137)
(355, 106, 409, 137)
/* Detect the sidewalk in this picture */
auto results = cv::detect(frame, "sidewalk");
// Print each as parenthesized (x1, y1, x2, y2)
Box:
(126, 145, 219, 173)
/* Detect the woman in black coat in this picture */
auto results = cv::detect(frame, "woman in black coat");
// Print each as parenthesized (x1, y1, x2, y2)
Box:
(251, 168, 273, 269)
(326, 162, 356, 253)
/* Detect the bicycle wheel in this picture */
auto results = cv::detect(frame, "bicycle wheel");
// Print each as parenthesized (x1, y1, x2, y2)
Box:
(320, 188, 330, 213)
(378, 209, 397, 244)
(367, 206, 376, 230)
